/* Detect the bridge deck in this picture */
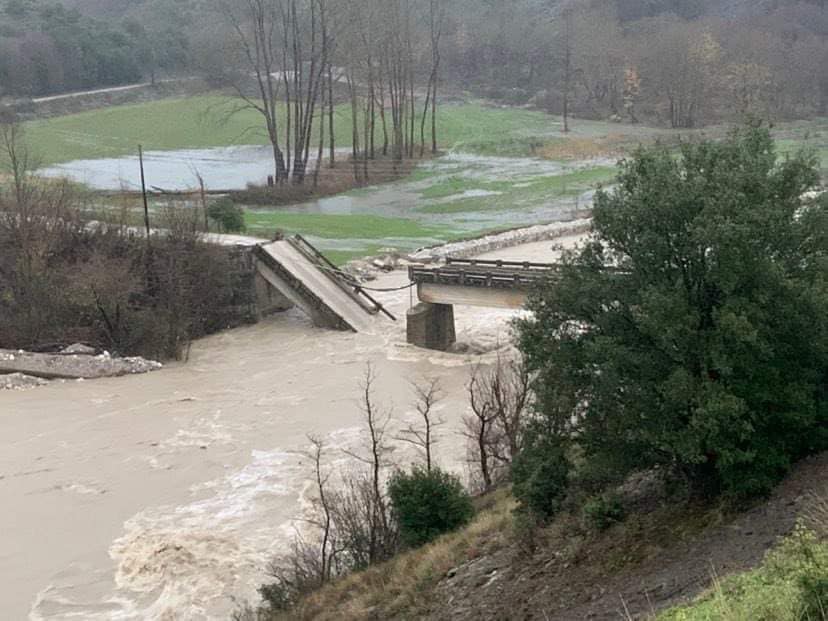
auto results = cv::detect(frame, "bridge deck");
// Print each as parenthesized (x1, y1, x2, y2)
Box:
(254, 238, 386, 332)
(408, 262, 557, 290)
(408, 260, 558, 310)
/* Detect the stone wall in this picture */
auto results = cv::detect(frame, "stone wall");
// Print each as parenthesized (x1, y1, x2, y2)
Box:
(407, 217, 593, 264)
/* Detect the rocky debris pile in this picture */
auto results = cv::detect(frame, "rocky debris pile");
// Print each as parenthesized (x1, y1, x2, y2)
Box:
(0, 346, 162, 382)
(342, 250, 414, 282)
(61, 343, 97, 355)
(0, 373, 49, 391)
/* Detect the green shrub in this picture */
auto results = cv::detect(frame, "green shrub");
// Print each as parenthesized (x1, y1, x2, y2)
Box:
(511, 432, 570, 520)
(512, 508, 544, 553)
(388, 467, 474, 548)
(583, 494, 625, 531)
(208, 198, 246, 233)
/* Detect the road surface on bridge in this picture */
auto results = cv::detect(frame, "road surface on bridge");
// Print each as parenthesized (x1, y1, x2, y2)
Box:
(255, 240, 378, 333)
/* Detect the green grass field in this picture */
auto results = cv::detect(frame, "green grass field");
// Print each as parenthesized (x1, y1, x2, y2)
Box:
(23, 96, 825, 265)
(23, 97, 564, 166)
(243, 211, 458, 264)
(23, 93, 827, 169)
(244, 211, 450, 241)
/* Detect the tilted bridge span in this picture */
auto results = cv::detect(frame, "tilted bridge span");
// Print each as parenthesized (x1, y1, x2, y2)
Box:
(251, 235, 394, 333)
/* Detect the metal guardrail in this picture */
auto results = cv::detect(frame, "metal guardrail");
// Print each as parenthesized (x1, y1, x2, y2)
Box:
(445, 257, 560, 272)
(289, 235, 396, 321)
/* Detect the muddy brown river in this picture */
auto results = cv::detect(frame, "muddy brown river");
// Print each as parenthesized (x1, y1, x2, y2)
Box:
(0, 238, 580, 620)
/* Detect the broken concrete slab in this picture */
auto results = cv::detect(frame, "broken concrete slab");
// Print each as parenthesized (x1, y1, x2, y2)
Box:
(0, 373, 49, 391)
(0, 350, 162, 380)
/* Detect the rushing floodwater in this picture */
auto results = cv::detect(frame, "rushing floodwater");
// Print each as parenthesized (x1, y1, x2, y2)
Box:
(0, 239, 580, 620)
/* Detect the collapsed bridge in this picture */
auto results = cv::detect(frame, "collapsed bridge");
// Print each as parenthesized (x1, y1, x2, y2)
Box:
(252, 235, 394, 333)
(247, 236, 556, 351)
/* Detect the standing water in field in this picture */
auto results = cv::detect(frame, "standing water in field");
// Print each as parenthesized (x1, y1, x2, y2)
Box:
(38, 147, 611, 263)
(37, 145, 281, 192)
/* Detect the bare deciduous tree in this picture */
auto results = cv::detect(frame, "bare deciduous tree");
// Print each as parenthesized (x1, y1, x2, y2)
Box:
(464, 353, 532, 492)
(341, 362, 397, 564)
(212, 0, 288, 182)
(395, 377, 445, 471)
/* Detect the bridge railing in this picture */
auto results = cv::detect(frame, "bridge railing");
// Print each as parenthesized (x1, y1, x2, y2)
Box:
(408, 264, 555, 290)
(445, 257, 560, 272)
(290, 235, 396, 321)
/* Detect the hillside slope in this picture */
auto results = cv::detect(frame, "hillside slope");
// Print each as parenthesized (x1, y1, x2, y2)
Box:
(426, 454, 828, 620)
(286, 453, 828, 621)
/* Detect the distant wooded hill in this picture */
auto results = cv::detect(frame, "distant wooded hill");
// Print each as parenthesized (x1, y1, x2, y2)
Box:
(2, 0, 825, 128)
(0, 0, 190, 98)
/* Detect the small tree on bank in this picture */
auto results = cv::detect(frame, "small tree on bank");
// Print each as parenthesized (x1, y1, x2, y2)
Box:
(388, 466, 473, 548)
(517, 125, 828, 500)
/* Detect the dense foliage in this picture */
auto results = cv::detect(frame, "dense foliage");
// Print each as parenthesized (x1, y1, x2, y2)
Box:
(2, 0, 826, 129)
(388, 467, 474, 548)
(0, 178, 251, 359)
(517, 125, 828, 499)
(510, 429, 570, 519)
(448, 0, 827, 126)
(0, 0, 190, 97)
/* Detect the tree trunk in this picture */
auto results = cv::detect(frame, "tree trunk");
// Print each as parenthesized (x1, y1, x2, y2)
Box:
(328, 64, 336, 168)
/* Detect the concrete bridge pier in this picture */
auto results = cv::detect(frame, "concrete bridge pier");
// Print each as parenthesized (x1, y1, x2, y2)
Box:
(406, 302, 456, 351)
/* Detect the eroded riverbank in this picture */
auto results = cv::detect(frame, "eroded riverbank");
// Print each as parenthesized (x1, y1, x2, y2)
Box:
(1, 235, 583, 620)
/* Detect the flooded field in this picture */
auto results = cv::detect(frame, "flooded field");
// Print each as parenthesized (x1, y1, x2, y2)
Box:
(39, 145, 281, 192)
(0, 237, 581, 620)
(39, 146, 612, 264)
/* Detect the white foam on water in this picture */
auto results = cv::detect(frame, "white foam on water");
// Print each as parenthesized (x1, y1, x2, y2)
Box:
(29, 447, 307, 620)
(18, 232, 583, 621)
(28, 421, 398, 621)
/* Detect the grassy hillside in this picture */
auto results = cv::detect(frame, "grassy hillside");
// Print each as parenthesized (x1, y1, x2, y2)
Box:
(267, 454, 828, 621)
(659, 526, 828, 621)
